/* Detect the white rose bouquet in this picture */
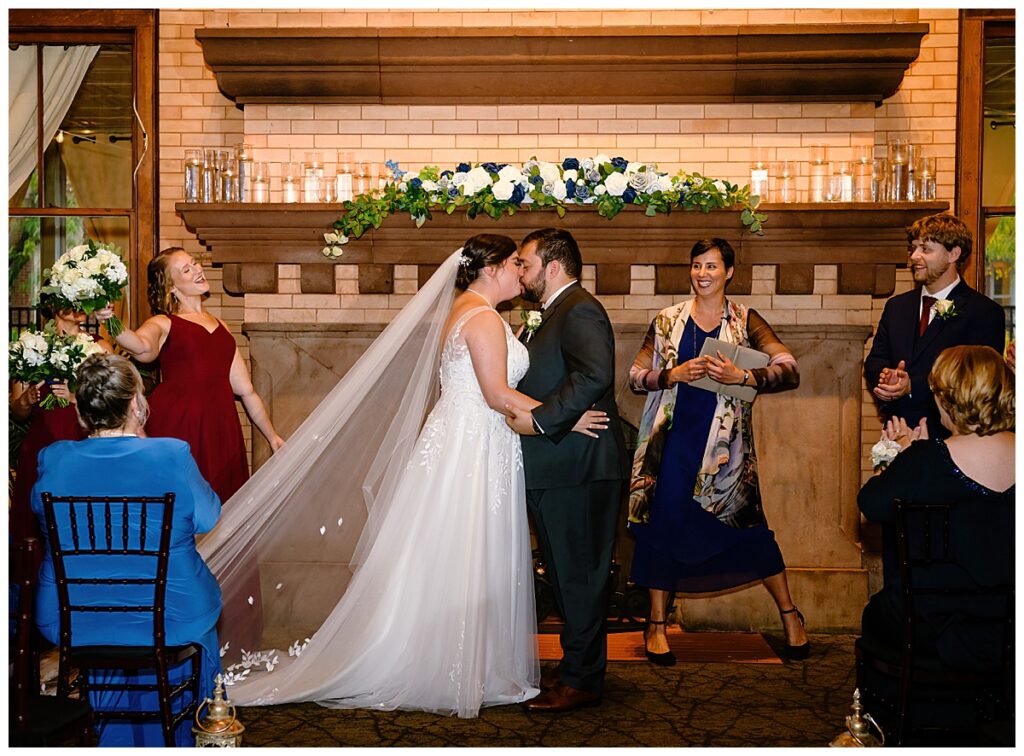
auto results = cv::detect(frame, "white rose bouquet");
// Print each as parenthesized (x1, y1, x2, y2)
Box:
(9, 324, 105, 409)
(40, 240, 129, 336)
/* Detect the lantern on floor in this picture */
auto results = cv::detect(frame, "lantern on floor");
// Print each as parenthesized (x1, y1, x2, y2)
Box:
(193, 676, 245, 747)
(830, 688, 884, 747)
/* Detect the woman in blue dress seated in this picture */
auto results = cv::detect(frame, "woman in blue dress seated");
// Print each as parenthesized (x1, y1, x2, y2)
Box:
(628, 238, 809, 665)
(31, 353, 223, 747)
(859, 345, 1014, 668)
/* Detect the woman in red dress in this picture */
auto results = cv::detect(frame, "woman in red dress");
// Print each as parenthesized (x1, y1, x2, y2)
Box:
(10, 308, 110, 541)
(97, 247, 284, 502)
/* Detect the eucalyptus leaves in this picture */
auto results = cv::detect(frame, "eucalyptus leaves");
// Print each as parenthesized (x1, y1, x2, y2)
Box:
(325, 156, 767, 258)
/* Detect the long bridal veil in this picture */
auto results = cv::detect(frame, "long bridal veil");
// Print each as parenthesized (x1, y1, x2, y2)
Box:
(198, 250, 462, 699)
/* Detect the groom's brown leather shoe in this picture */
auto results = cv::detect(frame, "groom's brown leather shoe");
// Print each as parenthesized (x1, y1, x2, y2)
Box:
(525, 683, 601, 712)
(539, 667, 561, 692)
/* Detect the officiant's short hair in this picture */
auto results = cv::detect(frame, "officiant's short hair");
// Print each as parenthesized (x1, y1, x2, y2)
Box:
(521, 228, 582, 278)
(691, 238, 736, 269)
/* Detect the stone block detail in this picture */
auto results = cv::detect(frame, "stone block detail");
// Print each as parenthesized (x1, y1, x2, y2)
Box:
(300, 264, 336, 293)
(222, 263, 277, 295)
(595, 264, 631, 295)
(775, 264, 816, 295)
(358, 264, 395, 294)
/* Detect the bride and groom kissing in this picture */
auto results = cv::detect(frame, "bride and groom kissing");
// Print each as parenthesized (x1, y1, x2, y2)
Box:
(207, 228, 627, 717)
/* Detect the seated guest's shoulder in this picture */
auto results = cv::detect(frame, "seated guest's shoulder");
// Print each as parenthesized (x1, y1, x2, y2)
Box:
(141, 436, 193, 457)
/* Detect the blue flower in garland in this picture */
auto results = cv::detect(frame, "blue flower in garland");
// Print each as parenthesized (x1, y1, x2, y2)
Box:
(565, 179, 576, 198)
(562, 157, 580, 171)
(447, 186, 459, 199)
(481, 162, 499, 174)
(623, 187, 638, 204)
(440, 170, 454, 179)
(574, 183, 590, 201)
(530, 175, 544, 188)
(409, 177, 423, 190)
(456, 162, 471, 173)
(509, 184, 526, 205)
(610, 156, 629, 171)
(385, 159, 406, 180)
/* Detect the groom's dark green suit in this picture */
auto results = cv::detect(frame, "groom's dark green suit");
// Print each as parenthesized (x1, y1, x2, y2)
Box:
(519, 281, 628, 694)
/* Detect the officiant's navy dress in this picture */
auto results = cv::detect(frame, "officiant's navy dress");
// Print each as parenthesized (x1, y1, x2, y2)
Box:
(31, 436, 222, 746)
(629, 318, 785, 594)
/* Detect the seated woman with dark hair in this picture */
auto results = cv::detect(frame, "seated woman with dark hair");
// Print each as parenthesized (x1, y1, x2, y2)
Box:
(31, 353, 222, 747)
(859, 344, 1015, 671)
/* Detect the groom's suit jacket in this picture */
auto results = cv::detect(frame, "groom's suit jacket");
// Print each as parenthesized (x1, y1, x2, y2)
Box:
(864, 279, 1004, 433)
(518, 282, 628, 490)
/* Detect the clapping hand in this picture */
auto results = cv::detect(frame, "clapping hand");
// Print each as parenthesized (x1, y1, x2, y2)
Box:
(882, 416, 928, 451)
(874, 360, 911, 401)
(705, 350, 744, 385)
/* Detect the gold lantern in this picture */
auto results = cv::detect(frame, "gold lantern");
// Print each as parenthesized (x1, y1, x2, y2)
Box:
(830, 688, 884, 747)
(193, 676, 245, 747)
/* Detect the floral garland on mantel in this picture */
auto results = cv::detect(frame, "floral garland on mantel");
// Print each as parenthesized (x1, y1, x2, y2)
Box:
(322, 155, 767, 258)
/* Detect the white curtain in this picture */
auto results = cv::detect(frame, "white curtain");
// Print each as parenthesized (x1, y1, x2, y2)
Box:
(9, 44, 99, 200)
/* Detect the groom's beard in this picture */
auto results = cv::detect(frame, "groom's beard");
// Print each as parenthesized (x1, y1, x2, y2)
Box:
(520, 274, 546, 303)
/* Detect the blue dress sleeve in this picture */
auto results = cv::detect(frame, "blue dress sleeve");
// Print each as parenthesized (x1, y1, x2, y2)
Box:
(179, 446, 221, 534)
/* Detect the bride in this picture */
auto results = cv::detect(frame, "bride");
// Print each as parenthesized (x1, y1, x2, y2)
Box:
(199, 234, 606, 718)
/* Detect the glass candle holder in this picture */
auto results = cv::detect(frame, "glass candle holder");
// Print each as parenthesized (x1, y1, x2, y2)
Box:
(213, 150, 231, 202)
(808, 144, 829, 203)
(282, 161, 300, 203)
(871, 158, 887, 202)
(184, 148, 202, 202)
(251, 161, 269, 203)
(335, 170, 353, 202)
(219, 158, 238, 203)
(852, 145, 873, 202)
(749, 146, 769, 201)
(918, 155, 937, 201)
(355, 162, 369, 195)
(773, 160, 797, 203)
(302, 163, 321, 203)
(830, 161, 853, 202)
(235, 144, 253, 202)
(201, 149, 217, 203)
(887, 138, 908, 201)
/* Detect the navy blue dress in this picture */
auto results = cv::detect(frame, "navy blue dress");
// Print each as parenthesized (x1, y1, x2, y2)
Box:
(629, 319, 785, 594)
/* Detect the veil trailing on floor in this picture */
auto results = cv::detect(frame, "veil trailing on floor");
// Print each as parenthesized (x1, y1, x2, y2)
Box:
(198, 250, 462, 698)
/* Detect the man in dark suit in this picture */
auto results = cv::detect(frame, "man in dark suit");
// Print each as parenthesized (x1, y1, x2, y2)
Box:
(865, 212, 1005, 438)
(506, 228, 628, 712)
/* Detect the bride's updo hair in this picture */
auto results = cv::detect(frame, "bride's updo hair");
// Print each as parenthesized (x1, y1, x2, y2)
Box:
(454, 234, 517, 291)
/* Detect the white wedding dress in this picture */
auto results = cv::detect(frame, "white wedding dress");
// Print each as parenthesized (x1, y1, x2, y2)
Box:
(219, 303, 539, 718)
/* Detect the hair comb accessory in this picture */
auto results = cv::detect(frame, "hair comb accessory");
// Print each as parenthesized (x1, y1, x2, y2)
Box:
(456, 247, 471, 268)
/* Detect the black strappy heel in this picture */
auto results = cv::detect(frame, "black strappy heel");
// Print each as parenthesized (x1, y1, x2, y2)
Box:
(780, 607, 810, 661)
(644, 619, 677, 667)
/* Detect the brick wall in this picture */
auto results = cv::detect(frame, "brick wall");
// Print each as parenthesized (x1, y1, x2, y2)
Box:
(157, 8, 959, 470)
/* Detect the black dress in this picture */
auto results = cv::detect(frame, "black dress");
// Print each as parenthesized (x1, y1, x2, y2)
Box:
(858, 438, 1014, 670)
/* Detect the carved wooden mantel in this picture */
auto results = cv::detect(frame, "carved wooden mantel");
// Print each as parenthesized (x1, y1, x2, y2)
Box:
(175, 201, 948, 297)
(195, 24, 928, 105)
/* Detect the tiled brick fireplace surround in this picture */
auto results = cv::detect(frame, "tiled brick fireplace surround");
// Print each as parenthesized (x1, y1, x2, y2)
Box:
(161, 8, 960, 631)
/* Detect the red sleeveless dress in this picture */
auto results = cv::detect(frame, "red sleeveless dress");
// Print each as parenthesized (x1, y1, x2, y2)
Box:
(11, 384, 85, 541)
(146, 315, 249, 503)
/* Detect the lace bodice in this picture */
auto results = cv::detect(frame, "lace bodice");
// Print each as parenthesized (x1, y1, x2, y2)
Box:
(439, 307, 530, 405)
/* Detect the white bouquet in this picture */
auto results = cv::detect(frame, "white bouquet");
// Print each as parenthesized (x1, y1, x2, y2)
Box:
(40, 240, 129, 336)
(9, 323, 105, 409)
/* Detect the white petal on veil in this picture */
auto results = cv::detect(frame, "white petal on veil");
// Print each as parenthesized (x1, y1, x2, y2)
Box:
(198, 250, 463, 700)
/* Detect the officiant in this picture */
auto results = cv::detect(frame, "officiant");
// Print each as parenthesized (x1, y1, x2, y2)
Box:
(626, 238, 809, 665)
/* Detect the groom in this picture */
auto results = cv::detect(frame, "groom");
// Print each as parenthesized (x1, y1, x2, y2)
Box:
(507, 228, 628, 712)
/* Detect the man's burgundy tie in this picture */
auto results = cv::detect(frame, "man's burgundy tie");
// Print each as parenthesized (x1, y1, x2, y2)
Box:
(919, 295, 937, 337)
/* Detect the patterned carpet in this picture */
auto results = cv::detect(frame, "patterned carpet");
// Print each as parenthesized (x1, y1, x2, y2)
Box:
(237, 633, 857, 747)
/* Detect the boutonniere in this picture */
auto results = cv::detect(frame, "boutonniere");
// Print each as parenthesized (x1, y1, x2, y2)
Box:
(521, 310, 543, 342)
(931, 299, 957, 321)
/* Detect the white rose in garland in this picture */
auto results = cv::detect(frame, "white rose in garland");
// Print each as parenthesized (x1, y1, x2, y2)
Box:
(604, 171, 629, 197)
(492, 181, 515, 201)
(462, 166, 493, 196)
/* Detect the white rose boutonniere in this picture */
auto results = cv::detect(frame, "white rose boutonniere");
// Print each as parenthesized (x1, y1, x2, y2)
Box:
(521, 310, 543, 342)
(931, 298, 957, 321)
